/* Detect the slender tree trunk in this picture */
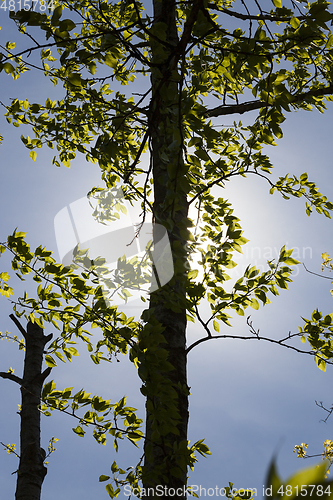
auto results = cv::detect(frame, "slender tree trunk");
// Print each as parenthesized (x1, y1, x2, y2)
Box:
(0, 316, 52, 500)
(141, 1, 190, 497)
(15, 320, 52, 500)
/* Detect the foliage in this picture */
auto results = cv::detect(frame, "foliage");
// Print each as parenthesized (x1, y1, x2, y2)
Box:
(297, 253, 333, 372)
(1, 0, 333, 496)
(322, 253, 333, 295)
(294, 253, 333, 476)
(265, 457, 333, 499)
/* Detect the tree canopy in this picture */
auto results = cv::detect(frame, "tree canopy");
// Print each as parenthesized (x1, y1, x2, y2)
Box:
(2, 0, 333, 498)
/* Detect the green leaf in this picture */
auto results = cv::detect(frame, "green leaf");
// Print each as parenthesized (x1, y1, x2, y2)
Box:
(106, 483, 120, 498)
(315, 355, 326, 373)
(72, 425, 85, 437)
(290, 17, 300, 29)
(105, 53, 117, 69)
(312, 310, 322, 321)
(51, 5, 63, 25)
(111, 460, 118, 473)
(59, 19, 76, 32)
(55, 351, 66, 363)
(62, 387, 73, 398)
(265, 458, 282, 498)
(67, 347, 79, 356)
(45, 355, 57, 368)
(68, 73, 82, 87)
(3, 63, 15, 75)
(0, 284, 14, 297)
(0, 272, 10, 282)
(29, 150, 37, 161)
(250, 298, 259, 310)
(283, 258, 300, 265)
(99, 475, 111, 482)
(188, 269, 199, 279)
(195, 149, 210, 161)
(283, 461, 328, 500)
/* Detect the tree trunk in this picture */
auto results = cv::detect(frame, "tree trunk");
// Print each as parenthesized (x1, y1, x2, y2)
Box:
(15, 320, 52, 500)
(0, 316, 52, 500)
(141, 1, 190, 497)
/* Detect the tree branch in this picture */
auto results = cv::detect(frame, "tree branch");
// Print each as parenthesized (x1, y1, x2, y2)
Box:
(186, 331, 330, 357)
(175, 0, 204, 58)
(204, 84, 333, 118)
(207, 3, 306, 22)
(186, 315, 327, 359)
(0, 372, 23, 385)
(315, 400, 333, 423)
(303, 262, 333, 280)
(9, 314, 27, 338)
(0, 442, 20, 458)
(39, 367, 52, 384)
(123, 128, 150, 182)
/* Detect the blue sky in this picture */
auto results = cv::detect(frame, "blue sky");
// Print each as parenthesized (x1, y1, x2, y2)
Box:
(1, 6, 333, 500)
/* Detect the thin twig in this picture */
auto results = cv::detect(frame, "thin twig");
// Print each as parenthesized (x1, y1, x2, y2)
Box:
(303, 263, 333, 280)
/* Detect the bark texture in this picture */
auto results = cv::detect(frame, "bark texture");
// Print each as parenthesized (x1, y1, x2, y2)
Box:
(141, 0, 190, 497)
